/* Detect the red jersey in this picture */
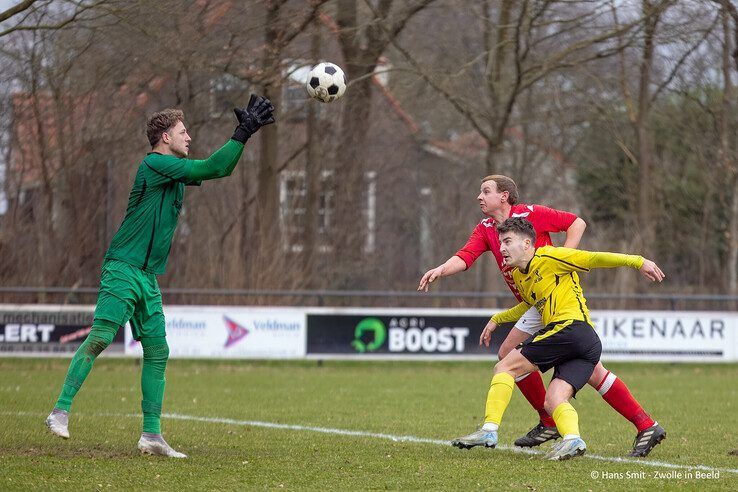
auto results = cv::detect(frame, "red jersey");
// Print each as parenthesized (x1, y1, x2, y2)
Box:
(454, 204, 578, 301)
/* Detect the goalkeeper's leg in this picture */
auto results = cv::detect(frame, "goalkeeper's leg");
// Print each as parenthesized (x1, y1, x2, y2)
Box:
(46, 320, 119, 438)
(135, 276, 187, 459)
(137, 336, 186, 458)
(140, 336, 169, 435)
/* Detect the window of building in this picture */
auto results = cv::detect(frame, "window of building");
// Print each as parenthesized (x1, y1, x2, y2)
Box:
(364, 171, 377, 254)
(279, 169, 376, 254)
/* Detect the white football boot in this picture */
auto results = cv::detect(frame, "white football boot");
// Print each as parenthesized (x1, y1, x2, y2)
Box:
(137, 434, 187, 458)
(45, 409, 70, 439)
(544, 436, 587, 460)
(451, 428, 498, 449)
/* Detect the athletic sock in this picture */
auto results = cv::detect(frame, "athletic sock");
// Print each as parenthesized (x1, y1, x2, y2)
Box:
(597, 371, 655, 432)
(55, 320, 118, 411)
(140, 336, 169, 434)
(552, 402, 579, 439)
(515, 371, 556, 427)
(484, 372, 515, 426)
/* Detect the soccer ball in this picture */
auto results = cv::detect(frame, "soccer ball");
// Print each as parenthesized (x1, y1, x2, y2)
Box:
(306, 62, 347, 103)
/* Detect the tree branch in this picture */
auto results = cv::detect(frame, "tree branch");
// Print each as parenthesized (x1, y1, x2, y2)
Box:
(0, 0, 39, 23)
(0, 0, 108, 38)
(649, 12, 719, 104)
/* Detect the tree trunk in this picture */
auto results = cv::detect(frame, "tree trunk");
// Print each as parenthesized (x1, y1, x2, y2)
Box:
(721, 3, 738, 295)
(333, 71, 373, 278)
(332, 0, 379, 284)
(254, 1, 283, 285)
(634, 0, 658, 255)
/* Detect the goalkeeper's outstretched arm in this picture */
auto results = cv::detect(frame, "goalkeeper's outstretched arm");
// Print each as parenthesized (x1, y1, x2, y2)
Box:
(186, 140, 244, 181)
(187, 94, 275, 182)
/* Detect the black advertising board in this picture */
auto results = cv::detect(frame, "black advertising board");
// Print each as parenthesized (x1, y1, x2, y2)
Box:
(0, 309, 124, 355)
(307, 314, 513, 357)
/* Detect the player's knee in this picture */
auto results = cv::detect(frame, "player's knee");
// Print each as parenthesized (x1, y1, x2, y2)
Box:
(82, 321, 118, 357)
(497, 342, 514, 360)
(587, 363, 608, 387)
(493, 357, 513, 375)
(142, 340, 169, 363)
(543, 394, 561, 416)
(82, 335, 112, 357)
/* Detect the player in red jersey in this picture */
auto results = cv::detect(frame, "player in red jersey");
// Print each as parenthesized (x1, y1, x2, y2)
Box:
(417, 175, 664, 457)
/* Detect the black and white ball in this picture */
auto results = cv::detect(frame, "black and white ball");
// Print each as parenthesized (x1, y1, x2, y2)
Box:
(306, 62, 347, 103)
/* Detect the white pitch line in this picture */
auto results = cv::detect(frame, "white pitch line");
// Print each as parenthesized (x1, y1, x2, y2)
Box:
(161, 413, 738, 475)
(11, 410, 738, 475)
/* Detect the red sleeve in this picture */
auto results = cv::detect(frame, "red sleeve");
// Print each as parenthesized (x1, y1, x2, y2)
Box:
(531, 204, 578, 233)
(454, 223, 489, 269)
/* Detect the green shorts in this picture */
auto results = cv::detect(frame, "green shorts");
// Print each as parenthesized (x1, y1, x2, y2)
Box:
(93, 259, 165, 340)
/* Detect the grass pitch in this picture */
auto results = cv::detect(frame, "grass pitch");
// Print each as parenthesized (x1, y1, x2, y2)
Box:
(1, 358, 736, 490)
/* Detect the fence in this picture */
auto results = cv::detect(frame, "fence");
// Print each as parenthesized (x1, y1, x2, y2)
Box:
(1, 287, 737, 311)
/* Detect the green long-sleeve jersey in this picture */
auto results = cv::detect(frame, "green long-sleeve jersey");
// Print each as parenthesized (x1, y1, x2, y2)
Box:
(104, 139, 244, 274)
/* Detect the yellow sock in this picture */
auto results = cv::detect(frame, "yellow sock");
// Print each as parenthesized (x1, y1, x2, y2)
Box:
(484, 372, 515, 425)
(552, 402, 580, 438)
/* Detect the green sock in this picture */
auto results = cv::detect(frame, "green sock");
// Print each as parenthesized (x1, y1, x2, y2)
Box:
(140, 336, 169, 434)
(55, 320, 118, 411)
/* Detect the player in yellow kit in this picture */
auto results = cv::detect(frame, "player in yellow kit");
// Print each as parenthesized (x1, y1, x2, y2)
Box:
(463, 217, 665, 460)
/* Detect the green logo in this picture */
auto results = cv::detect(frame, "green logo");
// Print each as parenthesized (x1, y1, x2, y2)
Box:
(351, 317, 386, 353)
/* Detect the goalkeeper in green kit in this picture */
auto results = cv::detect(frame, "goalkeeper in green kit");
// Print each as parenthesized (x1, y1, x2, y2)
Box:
(45, 95, 275, 458)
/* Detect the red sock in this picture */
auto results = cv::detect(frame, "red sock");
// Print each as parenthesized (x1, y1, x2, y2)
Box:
(596, 371, 655, 432)
(515, 371, 556, 427)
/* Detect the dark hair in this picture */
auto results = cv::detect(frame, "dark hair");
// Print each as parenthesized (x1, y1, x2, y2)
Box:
(146, 109, 184, 147)
(496, 217, 536, 243)
(481, 175, 519, 205)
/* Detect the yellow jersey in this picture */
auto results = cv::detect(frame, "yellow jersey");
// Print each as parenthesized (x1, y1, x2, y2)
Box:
(491, 246, 644, 336)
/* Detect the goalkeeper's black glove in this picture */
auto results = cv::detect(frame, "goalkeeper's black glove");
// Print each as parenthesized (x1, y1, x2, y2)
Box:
(232, 94, 276, 143)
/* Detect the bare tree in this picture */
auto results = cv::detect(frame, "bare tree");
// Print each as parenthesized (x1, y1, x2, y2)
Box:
(0, 0, 112, 38)
(2, 0, 737, 306)
(712, 0, 738, 295)
(327, 0, 435, 285)
(382, 1, 670, 292)
(0, 1, 39, 23)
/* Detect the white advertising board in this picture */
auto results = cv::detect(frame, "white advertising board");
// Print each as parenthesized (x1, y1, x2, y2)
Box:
(590, 310, 736, 362)
(2, 304, 736, 362)
(124, 306, 306, 359)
